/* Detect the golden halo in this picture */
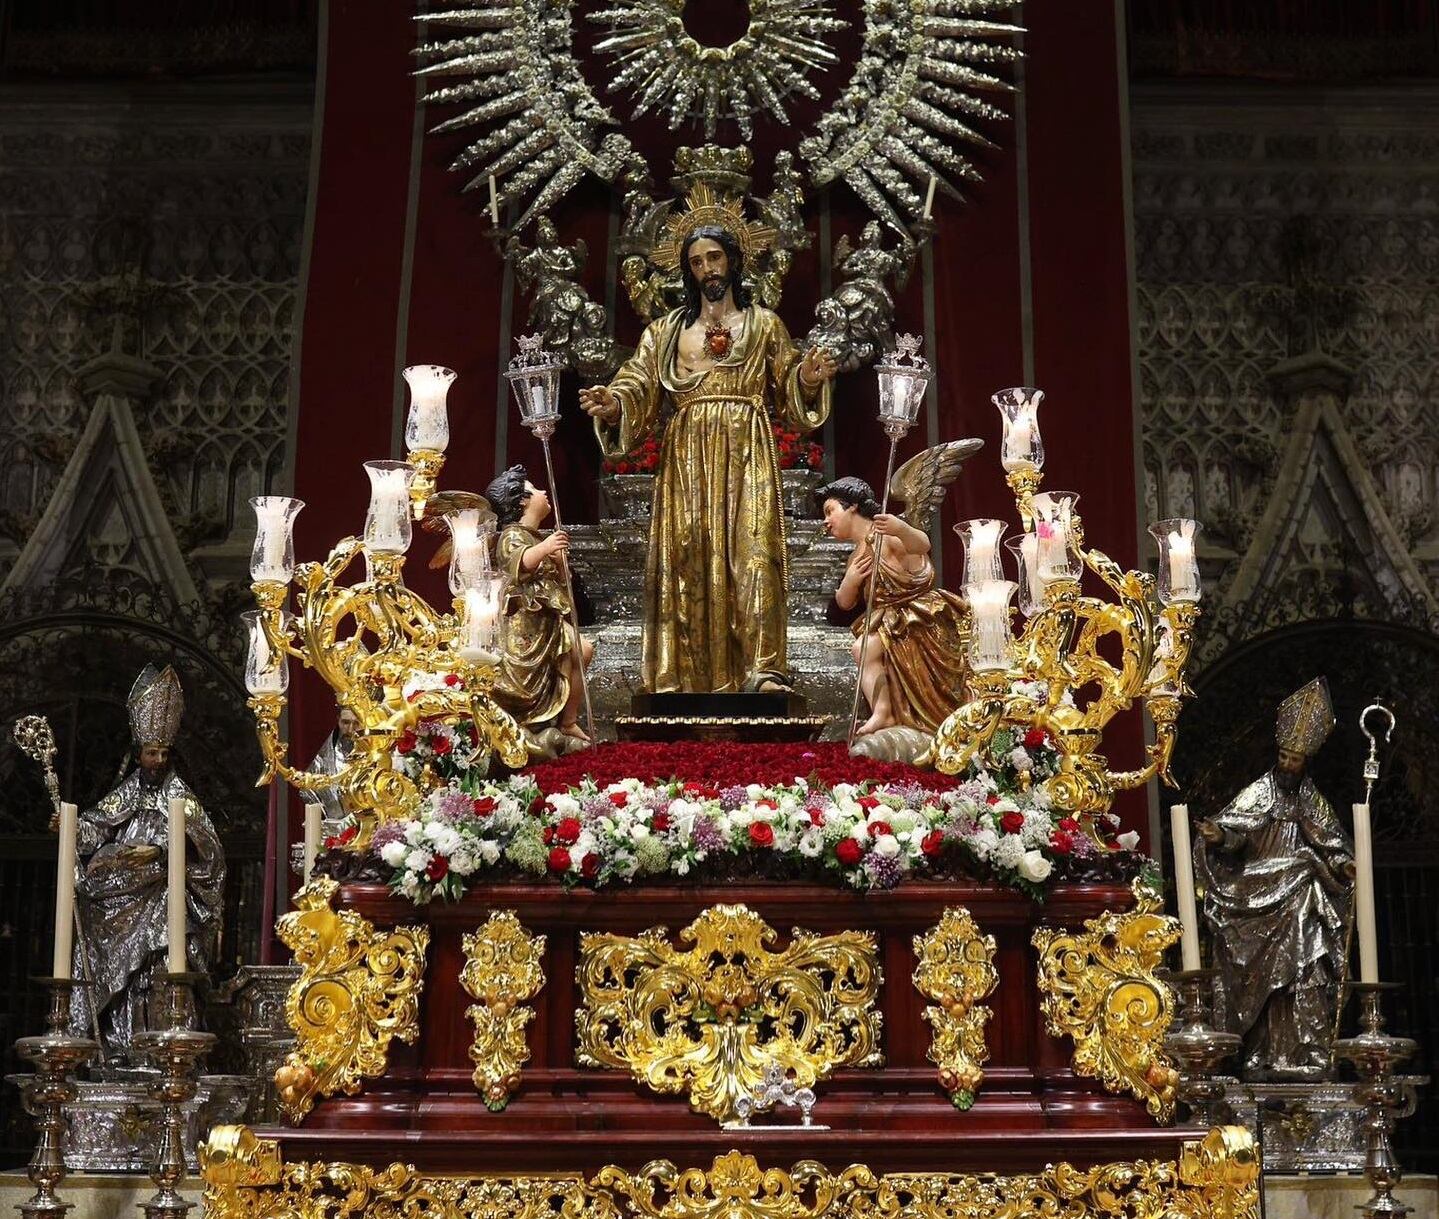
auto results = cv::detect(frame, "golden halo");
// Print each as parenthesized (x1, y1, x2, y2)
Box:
(652, 184, 778, 275)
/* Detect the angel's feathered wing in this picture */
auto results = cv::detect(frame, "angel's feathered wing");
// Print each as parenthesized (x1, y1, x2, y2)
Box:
(889, 438, 984, 535)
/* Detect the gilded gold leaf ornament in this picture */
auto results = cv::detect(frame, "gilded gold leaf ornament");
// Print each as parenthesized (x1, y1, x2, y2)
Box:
(1032, 883, 1181, 1121)
(575, 904, 882, 1123)
(912, 908, 998, 1110)
(273, 877, 430, 1123)
(461, 910, 547, 1111)
(200, 1133, 1259, 1219)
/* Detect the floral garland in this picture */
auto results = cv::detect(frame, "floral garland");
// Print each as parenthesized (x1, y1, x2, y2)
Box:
(357, 716, 1148, 905)
(602, 422, 823, 476)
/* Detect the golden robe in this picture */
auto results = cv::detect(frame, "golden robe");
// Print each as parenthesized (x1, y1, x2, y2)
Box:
(595, 306, 831, 692)
(854, 540, 971, 733)
(494, 523, 575, 726)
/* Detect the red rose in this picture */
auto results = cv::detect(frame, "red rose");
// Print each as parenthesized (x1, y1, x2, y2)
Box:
(652, 812, 671, 832)
(985, 794, 1000, 806)
(528, 795, 545, 816)
(858, 796, 881, 811)
(683, 782, 706, 796)
(921, 830, 944, 856)
(556, 817, 582, 845)
(807, 807, 824, 827)
(472, 797, 496, 817)
(542, 825, 555, 845)
(1000, 811, 1025, 835)
(426, 855, 449, 881)
(1049, 831, 1074, 855)
(337, 825, 358, 845)
(835, 838, 864, 866)
(1059, 817, 1080, 833)
(581, 852, 600, 878)
(609, 791, 628, 808)
(1023, 727, 1046, 749)
(749, 822, 775, 848)
(443, 673, 462, 688)
(869, 820, 892, 838)
(547, 846, 572, 873)
(432, 736, 454, 756)
(395, 731, 417, 755)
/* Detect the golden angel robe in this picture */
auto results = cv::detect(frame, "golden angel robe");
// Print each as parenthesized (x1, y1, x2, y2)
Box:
(494, 523, 576, 726)
(854, 539, 971, 733)
(595, 306, 831, 692)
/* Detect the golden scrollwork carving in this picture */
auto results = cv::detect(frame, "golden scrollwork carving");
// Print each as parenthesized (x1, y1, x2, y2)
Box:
(200, 1132, 1260, 1219)
(912, 908, 998, 1111)
(461, 910, 547, 1111)
(574, 904, 883, 1124)
(1031, 882, 1181, 1121)
(273, 877, 430, 1124)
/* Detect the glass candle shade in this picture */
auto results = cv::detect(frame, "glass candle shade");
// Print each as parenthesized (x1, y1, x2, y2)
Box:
(965, 579, 1018, 673)
(242, 609, 291, 695)
(1149, 518, 1202, 604)
(954, 518, 1007, 588)
(402, 364, 456, 453)
(1030, 491, 1081, 582)
(992, 386, 1045, 473)
(363, 460, 417, 554)
(446, 508, 496, 595)
(505, 335, 564, 433)
(457, 574, 504, 661)
(1006, 533, 1049, 616)
(874, 335, 931, 435)
(249, 496, 304, 583)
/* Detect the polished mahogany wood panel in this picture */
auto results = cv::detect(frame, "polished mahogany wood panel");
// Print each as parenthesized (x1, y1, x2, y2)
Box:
(268, 882, 1201, 1174)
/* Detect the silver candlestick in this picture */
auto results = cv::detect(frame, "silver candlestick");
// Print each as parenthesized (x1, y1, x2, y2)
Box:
(1335, 982, 1418, 1219)
(10, 978, 98, 1219)
(132, 974, 216, 1219)
(1163, 968, 1240, 1128)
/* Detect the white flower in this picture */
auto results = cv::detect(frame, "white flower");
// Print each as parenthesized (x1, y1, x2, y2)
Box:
(449, 850, 478, 877)
(873, 835, 900, 859)
(478, 840, 501, 865)
(1117, 830, 1140, 851)
(969, 827, 999, 860)
(629, 823, 651, 842)
(797, 829, 823, 858)
(380, 841, 407, 868)
(992, 835, 1025, 870)
(1018, 849, 1053, 882)
(404, 847, 432, 874)
(1009, 746, 1034, 773)
(404, 821, 426, 847)
(1021, 811, 1051, 848)
(746, 783, 765, 800)
(547, 793, 582, 818)
(831, 783, 855, 799)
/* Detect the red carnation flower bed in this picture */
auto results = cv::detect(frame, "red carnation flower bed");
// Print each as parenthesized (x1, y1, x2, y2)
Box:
(522, 741, 959, 795)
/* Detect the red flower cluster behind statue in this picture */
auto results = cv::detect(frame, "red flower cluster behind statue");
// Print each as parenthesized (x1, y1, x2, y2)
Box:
(602, 422, 823, 476)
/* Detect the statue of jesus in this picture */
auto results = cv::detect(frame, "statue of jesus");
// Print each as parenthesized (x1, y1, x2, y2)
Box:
(580, 213, 837, 693)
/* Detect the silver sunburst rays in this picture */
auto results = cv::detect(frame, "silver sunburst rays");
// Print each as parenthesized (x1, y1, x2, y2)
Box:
(587, 0, 847, 140)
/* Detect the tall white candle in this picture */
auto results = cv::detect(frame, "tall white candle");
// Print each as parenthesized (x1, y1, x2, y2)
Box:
(1002, 412, 1034, 471)
(966, 580, 1016, 672)
(303, 804, 322, 886)
(1169, 803, 1201, 971)
(52, 802, 77, 980)
(1167, 530, 1198, 600)
(1352, 803, 1379, 984)
(968, 520, 1003, 584)
(167, 796, 187, 975)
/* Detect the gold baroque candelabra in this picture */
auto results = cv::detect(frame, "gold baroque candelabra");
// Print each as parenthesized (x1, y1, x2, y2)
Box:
(927, 388, 1202, 832)
(243, 366, 528, 847)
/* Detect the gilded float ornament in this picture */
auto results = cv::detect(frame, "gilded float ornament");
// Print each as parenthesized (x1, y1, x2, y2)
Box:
(461, 910, 547, 1111)
(1031, 883, 1181, 1121)
(200, 1130, 1260, 1219)
(912, 908, 998, 1110)
(574, 904, 883, 1124)
(273, 877, 430, 1123)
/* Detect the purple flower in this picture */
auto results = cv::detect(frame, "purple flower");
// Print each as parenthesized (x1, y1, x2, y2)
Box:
(862, 852, 903, 889)
(437, 791, 473, 821)
(582, 793, 617, 823)
(371, 822, 405, 849)
(719, 786, 748, 811)
(690, 816, 725, 852)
